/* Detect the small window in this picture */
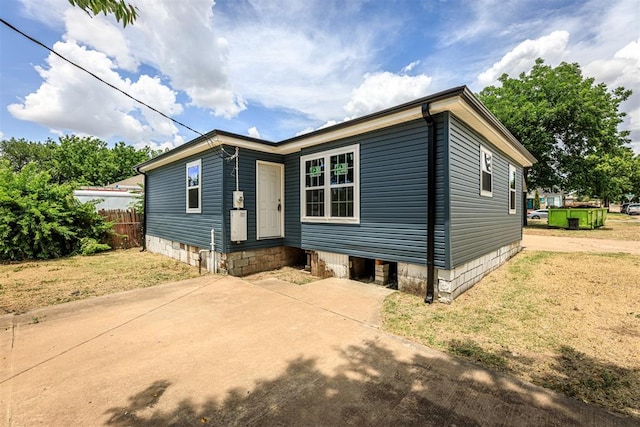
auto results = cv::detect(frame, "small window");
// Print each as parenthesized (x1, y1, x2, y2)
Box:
(509, 164, 517, 214)
(301, 145, 359, 223)
(480, 146, 493, 197)
(186, 159, 201, 213)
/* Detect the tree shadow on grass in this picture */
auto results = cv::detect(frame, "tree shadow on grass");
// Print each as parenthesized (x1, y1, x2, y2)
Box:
(446, 339, 640, 420)
(104, 340, 635, 427)
(531, 345, 640, 418)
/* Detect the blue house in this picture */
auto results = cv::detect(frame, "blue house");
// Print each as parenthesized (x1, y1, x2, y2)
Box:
(136, 86, 536, 303)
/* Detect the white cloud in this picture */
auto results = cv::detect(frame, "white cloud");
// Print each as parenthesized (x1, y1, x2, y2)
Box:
(126, 0, 246, 118)
(15, 0, 246, 137)
(7, 40, 183, 149)
(63, 7, 138, 71)
(401, 61, 420, 74)
(12, 0, 406, 142)
(476, 31, 570, 87)
(584, 38, 640, 153)
(584, 39, 640, 90)
(221, 24, 371, 122)
(247, 127, 261, 139)
(0, 131, 4, 140)
(215, 0, 403, 123)
(344, 72, 432, 119)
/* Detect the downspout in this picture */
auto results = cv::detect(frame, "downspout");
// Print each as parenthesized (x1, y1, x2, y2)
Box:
(141, 171, 148, 252)
(422, 103, 436, 304)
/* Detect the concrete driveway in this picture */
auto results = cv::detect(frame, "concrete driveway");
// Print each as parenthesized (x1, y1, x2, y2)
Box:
(1, 276, 633, 426)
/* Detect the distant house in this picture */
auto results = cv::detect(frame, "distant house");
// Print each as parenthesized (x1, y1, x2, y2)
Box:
(527, 189, 564, 209)
(73, 175, 143, 211)
(136, 86, 536, 303)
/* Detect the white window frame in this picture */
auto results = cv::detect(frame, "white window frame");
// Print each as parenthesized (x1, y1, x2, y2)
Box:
(186, 159, 202, 213)
(480, 145, 493, 197)
(300, 144, 360, 224)
(508, 164, 517, 214)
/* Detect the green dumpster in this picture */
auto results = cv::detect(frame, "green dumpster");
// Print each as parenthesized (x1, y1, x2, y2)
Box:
(547, 208, 608, 229)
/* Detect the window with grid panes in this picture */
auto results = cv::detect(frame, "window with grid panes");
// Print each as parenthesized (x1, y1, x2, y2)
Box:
(508, 164, 517, 214)
(301, 145, 359, 223)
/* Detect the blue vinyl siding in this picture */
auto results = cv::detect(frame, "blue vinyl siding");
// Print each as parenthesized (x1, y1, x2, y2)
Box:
(284, 152, 301, 247)
(300, 118, 447, 266)
(447, 113, 523, 268)
(434, 115, 448, 269)
(146, 150, 224, 250)
(221, 146, 287, 252)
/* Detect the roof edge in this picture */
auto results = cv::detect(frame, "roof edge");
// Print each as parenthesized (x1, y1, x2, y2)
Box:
(135, 85, 536, 172)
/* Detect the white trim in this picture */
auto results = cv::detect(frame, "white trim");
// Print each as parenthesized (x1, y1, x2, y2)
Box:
(480, 145, 493, 198)
(438, 98, 534, 167)
(256, 161, 285, 239)
(186, 159, 202, 213)
(139, 139, 215, 172)
(508, 164, 517, 214)
(300, 144, 360, 224)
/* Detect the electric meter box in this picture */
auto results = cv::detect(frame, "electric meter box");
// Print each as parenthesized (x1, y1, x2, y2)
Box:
(230, 209, 247, 242)
(233, 191, 244, 209)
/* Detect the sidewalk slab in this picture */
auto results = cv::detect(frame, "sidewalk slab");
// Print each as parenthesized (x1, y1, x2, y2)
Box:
(251, 277, 394, 326)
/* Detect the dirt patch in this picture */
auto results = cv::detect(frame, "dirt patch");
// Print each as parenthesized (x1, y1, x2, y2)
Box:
(522, 234, 640, 255)
(525, 215, 640, 241)
(243, 266, 319, 285)
(0, 249, 201, 314)
(382, 251, 640, 418)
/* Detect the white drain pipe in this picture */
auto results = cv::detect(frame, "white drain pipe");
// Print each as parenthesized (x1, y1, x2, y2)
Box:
(211, 228, 217, 273)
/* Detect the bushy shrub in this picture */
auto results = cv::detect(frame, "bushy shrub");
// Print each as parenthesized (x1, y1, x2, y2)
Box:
(0, 162, 113, 261)
(79, 237, 111, 256)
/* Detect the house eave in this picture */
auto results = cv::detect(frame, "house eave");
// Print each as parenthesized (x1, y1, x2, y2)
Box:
(434, 90, 536, 167)
(135, 131, 277, 173)
(135, 86, 536, 171)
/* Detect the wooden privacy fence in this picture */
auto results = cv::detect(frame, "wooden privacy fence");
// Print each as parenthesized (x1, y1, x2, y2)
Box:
(98, 209, 143, 249)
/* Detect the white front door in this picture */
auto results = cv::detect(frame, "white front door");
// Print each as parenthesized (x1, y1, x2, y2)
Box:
(257, 162, 283, 239)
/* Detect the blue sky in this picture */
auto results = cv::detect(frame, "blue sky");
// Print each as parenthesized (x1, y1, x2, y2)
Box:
(1, 0, 639, 153)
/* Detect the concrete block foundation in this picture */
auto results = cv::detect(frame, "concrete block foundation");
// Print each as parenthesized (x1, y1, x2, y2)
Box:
(148, 235, 520, 303)
(309, 242, 521, 303)
(146, 235, 303, 276)
(436, 241, 521, 303)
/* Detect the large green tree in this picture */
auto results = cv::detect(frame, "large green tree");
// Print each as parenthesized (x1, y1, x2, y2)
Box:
(629, 154, 640, 202)
(478, 59, 632, 196)
(0, 135, 160, 186)
(584, 148, 634, 205)
(0, 138, 55, 172)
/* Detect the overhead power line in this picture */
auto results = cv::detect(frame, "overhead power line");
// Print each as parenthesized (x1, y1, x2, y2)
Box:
(0, 18, 204, 137)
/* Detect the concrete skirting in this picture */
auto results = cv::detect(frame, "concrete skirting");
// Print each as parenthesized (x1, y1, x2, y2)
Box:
(437, 241, 521, 303)
(146, 235, 302, 276)
(396, 241, 521, 302)
(147, 235, 521, 303)
(220, 246, 302, 276)
(146, 235, 215, 271)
